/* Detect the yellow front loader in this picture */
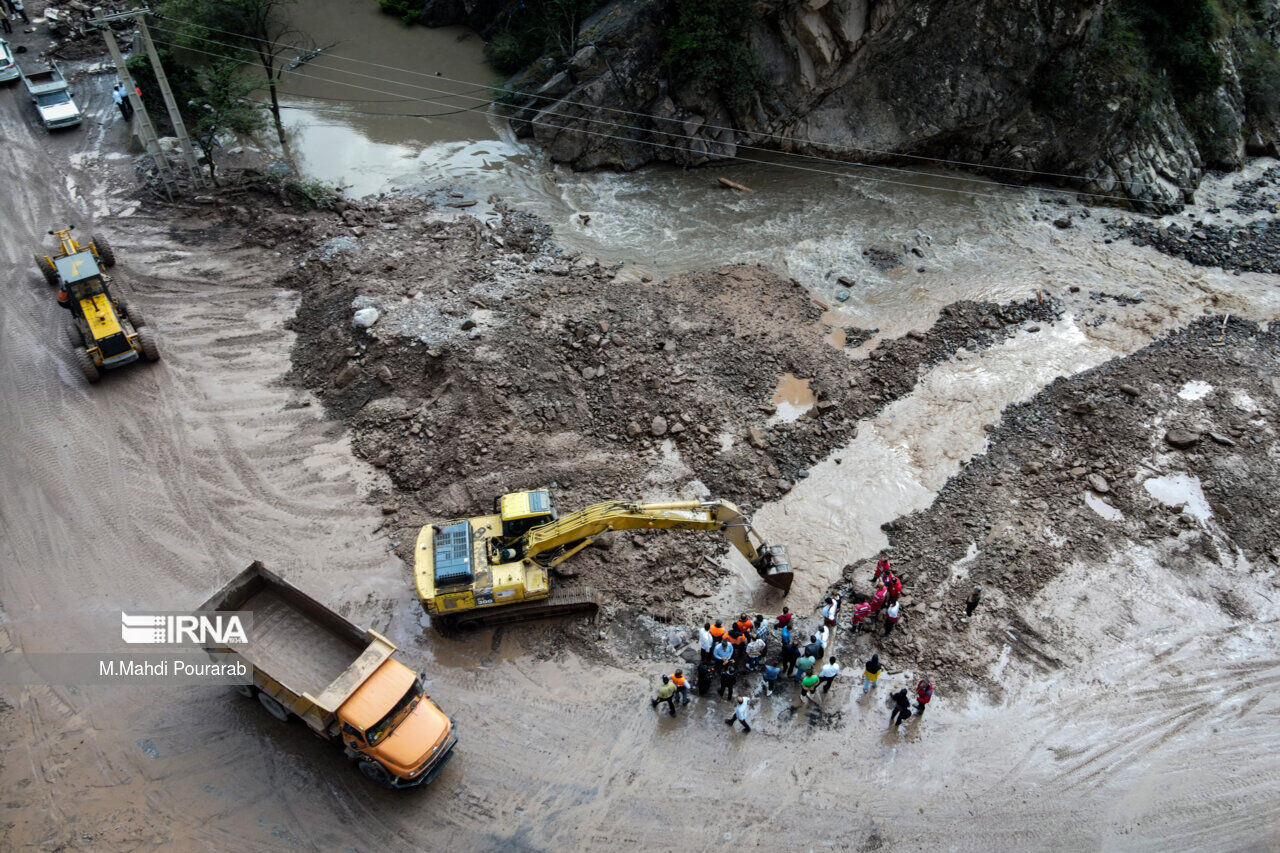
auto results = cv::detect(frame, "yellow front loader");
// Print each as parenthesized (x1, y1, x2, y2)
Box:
(414, 489, 792, 630)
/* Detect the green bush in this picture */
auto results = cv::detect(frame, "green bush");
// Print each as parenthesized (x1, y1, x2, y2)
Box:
(662, 0, 766, 112)
(377, 0, 421, 25)
(483, 0, 606, 74)
(1121, 0, 1224, 101)
(1238, 32, 1280, 118)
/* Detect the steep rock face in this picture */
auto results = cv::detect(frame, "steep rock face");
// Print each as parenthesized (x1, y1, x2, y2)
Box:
(416, 0, 1280, 210)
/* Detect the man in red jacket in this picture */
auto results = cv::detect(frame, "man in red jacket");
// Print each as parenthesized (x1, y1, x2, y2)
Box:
(849, 601, 873, 632)
(869, 583, 889, 614)
(915, 677, 933, 716)
(873, 555, 891, 584)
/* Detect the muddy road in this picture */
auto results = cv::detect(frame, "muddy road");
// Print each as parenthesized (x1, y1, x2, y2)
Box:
(2, 47, 1280, 853)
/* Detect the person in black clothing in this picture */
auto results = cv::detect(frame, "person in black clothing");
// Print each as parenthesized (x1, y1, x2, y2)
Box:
(696, 660, 715, 696)
(1, 14, 11, 33)
(780, 639, 800, 676)
(804, 634, 823, 660)
(965, 585, 982, 617)
(889, 688, 912, 727)
(717, 661, 738, 701)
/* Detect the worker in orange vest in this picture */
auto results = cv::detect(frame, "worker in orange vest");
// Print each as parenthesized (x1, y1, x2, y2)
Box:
(670, 669, 690, 706)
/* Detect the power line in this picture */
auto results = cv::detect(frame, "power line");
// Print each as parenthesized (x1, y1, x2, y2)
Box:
(149, 33, 1117, 203)
(155, 12, 1141, 191)
(151, 22, 1061, 196)
(152, 21, 1149, 204)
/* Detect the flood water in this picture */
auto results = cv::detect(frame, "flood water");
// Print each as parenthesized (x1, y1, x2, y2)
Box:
(278, 0, 1280, 607)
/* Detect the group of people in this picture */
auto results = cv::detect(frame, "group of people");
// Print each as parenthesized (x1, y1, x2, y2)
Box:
(651, 557, 939, 733)
(845, 556, 908, 636)
(111, 83, 137, 122)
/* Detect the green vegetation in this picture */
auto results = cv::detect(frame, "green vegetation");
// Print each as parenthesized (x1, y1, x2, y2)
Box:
(1236, 30, 1280, 118)
(128, 51, 264, 183)
(1073, 0, 1279, 149)
(159, 0, 308, 147)
(1121, 0, 1224, 102)
(484, 0, 606, 73)
(662, 0, 766, 112)
(377, 0, 421, 26)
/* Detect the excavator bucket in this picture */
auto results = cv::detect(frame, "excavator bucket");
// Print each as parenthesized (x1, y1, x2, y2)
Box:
(755, 545, 793, 593)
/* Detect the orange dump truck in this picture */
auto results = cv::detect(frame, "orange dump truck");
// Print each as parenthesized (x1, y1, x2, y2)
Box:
(201, 562, 456, 788)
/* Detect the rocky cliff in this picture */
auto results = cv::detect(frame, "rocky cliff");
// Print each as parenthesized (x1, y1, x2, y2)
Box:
(407, 0, 1280, 209)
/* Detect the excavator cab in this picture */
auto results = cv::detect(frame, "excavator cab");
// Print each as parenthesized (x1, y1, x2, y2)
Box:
(496, 490, 556, 542)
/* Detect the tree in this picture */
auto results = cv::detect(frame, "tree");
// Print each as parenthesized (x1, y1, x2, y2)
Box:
(188, 59, 266, 183)
(159, 0, 311, 150)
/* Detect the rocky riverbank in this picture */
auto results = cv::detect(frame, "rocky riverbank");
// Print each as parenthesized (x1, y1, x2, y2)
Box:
(402, 0, 1280, 211)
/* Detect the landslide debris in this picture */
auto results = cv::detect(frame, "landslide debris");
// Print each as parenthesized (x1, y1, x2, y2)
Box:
(232, 193, 1060, 615)
(830, 316, 1280, 690)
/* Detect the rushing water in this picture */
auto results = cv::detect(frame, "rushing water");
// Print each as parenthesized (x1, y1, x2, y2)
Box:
(280, 0, 1280, 606)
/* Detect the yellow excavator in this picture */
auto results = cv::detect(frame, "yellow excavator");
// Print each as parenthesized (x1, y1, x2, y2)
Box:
(414, 489, 792, 630)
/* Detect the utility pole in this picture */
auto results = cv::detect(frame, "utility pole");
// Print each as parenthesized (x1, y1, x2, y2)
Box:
(136, 15, 205, 186)
(93, 15, 177, 200)
(92, 10, 208, 192)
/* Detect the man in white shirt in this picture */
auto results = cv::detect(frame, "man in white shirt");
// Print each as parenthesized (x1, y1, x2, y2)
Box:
(723, 696, 751, 733)
(818, 657, 841, 694)
(698, 622, 714, 663)
(822, 594, 841, 628)
(817, 623, 831, 657)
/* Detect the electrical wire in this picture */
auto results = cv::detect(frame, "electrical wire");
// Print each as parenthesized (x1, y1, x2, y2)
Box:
(151, 22, 1058, 196)
(147, 33, 1113, 203)
(155, 12, 1144, 190)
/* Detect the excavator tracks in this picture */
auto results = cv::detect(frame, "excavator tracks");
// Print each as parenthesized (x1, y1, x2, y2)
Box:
(437, 588, 600, 633)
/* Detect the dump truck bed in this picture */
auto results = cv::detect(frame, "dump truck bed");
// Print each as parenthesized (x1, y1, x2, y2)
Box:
(238, 585, 366, 698)
(201, 562, 392, 713)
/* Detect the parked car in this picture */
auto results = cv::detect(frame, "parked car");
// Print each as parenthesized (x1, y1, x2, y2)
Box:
(0, 40, 20, 84)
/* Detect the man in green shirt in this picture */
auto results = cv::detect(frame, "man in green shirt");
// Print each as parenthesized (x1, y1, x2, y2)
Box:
(793, 652, 816, 683)
(799, 670, 821, 704)
(651, 674, 678, 717)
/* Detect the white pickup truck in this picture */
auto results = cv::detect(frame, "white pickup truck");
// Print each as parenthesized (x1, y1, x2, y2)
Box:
(20, 60, 82, 130)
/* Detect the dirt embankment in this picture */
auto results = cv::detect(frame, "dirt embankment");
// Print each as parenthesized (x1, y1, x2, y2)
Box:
(830, 316, 1280, 690)
(202, 193, 1061, 617)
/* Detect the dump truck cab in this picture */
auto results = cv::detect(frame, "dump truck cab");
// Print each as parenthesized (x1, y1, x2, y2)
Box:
(335, 658, 455, 787)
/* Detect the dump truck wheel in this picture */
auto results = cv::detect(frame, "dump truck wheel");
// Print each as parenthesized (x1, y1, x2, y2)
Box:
(138, 327, 160, 362)
(91, 234, 116, 267)
(74, 348, 100, 383)
(126, 306, 147, 328)
(357, 759, 395, 787)
(114, 292, 131, 315)
(235, 685, 256, 698)
(65, 323, 82, 348)
(257, 692, 290, 721)
(35, 254, 57, 286)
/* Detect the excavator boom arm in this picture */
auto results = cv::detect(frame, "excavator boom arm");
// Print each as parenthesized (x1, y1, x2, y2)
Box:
(522, 499, 792, 591)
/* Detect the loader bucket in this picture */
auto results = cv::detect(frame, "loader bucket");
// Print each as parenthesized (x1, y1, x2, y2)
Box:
(755, 545, 793, 594)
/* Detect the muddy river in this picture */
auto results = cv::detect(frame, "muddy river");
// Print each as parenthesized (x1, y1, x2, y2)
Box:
(270, 0, 1280, 607)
